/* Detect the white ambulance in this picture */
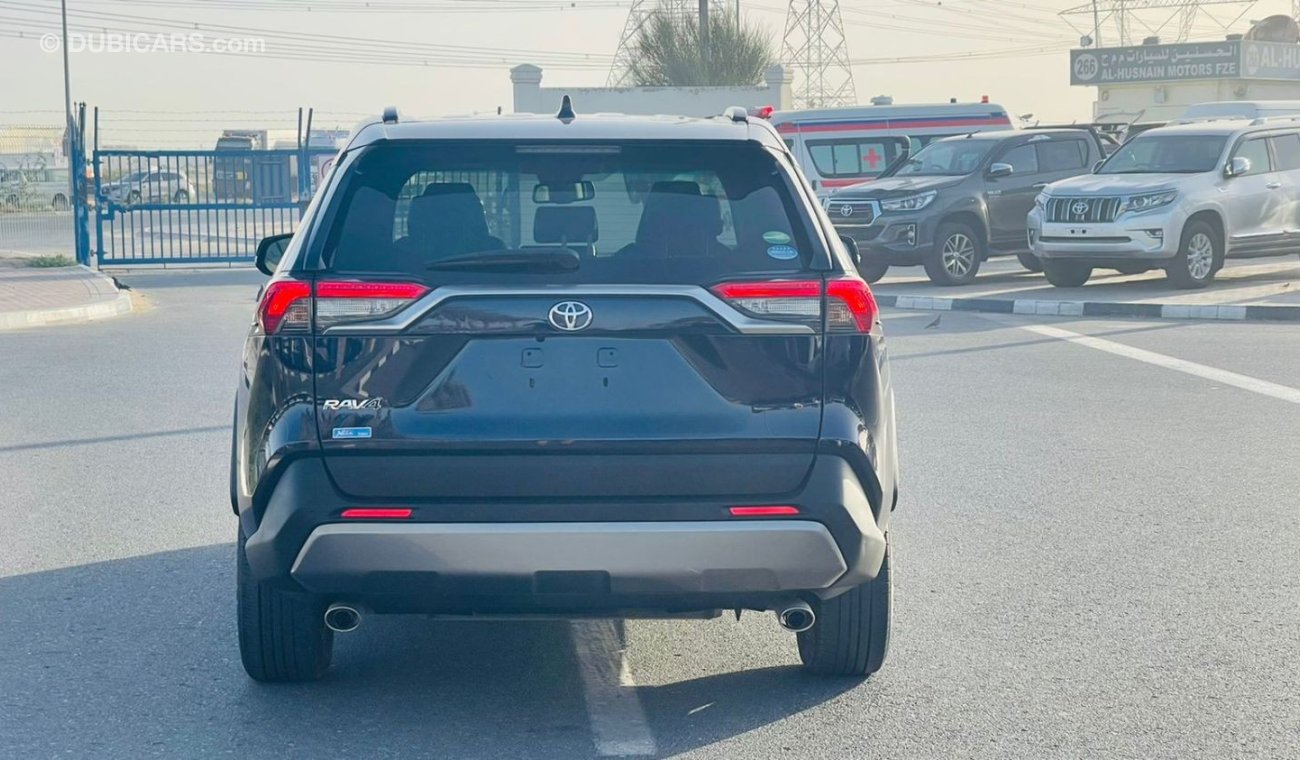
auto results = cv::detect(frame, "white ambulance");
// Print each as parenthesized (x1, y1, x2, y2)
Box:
(769, 100, 1015, 197)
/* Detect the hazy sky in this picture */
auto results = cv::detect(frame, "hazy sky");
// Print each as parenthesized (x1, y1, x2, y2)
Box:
(1, 0, 1293, 146)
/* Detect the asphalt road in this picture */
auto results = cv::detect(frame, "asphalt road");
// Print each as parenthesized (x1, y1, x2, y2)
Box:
(1, 270, 1297, 759)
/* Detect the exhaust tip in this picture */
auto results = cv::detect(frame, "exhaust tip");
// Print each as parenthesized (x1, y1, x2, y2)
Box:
(324, 603, 361, 633)
(776, 602, 815, 633)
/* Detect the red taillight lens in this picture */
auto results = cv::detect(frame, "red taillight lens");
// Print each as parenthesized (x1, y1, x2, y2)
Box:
(826, 278, 879, 332)
(711, 278, 877, 333)
(340, 508, 413, 519)
(729, 505, 800, 516)
(315, 281, 429, 329)
(256, 280, 429, 334)
(258, 280, 311, 334)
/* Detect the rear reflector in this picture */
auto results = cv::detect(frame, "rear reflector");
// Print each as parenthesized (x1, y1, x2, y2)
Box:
(340, 508, 413, 519)
(256, 280, 429, 334)
(729, 505, 800, 517)
(711, 278, 877, 333)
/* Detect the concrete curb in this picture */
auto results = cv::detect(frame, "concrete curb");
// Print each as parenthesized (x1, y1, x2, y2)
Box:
(876, 293, 1300, 323)
(0, 290, 134, 331)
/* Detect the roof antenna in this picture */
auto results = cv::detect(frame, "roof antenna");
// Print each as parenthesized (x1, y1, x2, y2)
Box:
(557, 95, 576, 122)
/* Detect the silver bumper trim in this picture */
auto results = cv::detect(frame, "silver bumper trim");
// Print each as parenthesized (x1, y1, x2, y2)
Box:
(290, 521, 848, 594)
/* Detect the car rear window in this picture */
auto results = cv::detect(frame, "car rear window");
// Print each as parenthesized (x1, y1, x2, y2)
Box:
(321, 141, 816, 284)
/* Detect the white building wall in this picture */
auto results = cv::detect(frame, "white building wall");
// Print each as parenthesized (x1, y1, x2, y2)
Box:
(510, 64, 792, 117)
(1094, 79, 1300, 122)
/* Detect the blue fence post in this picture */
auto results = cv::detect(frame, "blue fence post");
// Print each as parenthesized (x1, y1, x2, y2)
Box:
(71, 102, 92, 266)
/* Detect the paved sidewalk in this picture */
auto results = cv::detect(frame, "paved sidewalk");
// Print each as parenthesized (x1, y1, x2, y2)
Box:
(0, 258, 133, 330)
(874, 258, 1300, 321)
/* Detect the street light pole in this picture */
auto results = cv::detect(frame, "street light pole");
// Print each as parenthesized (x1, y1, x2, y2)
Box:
(60, 0, 75, 207)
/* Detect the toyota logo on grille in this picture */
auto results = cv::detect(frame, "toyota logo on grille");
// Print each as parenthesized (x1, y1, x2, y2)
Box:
(1070, 200, 1090, 216)
(548, 301, 593, 331)
(839, 204, 855, 218)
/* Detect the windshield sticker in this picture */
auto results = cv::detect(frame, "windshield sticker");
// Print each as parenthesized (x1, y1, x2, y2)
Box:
(332, 427, 373, 439)
(763, 231, 792, 245)
(766, 245, 799, 261)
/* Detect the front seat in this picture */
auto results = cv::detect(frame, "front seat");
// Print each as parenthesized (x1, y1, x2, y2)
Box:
(397, 182, 503, 264)
(625, 180, 729, 258)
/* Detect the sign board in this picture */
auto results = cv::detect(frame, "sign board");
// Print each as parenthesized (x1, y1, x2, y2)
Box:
(1241, 41, 1300, 81)
(1071, 42, 1240, 85)
(1073, 40, 1300, 85)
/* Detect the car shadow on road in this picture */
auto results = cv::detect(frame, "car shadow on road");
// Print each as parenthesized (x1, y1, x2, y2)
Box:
(635, 663, 862, 757)
(1, 545, 856, 759)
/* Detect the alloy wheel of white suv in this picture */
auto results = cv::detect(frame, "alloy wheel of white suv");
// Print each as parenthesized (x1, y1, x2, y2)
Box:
(1167, 221, 1221, 289)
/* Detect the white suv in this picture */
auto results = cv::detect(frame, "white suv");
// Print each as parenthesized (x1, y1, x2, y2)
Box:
(1027, 119, 1300, 288)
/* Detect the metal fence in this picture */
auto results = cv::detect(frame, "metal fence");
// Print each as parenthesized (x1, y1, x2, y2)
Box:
(0, 126, 75, 255)
(93, 147, 335, 265)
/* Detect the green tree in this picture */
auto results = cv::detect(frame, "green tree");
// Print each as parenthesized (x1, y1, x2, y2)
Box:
(628, 11, 776, 87)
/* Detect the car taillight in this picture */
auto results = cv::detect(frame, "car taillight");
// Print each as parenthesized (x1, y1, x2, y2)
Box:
(711, 278, 878, 333)
(257, 280, 429, 334)
(315, 281, 429, 329)
(258, 281, 311, 334)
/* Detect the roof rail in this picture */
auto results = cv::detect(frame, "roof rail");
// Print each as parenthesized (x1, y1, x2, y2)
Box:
(1249, 114, 1300, 126)
(1168, 116, 1250, 125)
(382, 106, 400, 125)
(723, 106, 748, 123)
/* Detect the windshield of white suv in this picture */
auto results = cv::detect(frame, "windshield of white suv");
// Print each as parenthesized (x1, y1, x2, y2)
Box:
(1099, 134, 1227, 174)
(885, 138, 996, 177)
(322, 141, 814, 283)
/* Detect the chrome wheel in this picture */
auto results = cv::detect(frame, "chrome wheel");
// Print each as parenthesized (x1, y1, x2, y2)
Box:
(942, 233, 976, 277)
(1186, 232, 1214, 280)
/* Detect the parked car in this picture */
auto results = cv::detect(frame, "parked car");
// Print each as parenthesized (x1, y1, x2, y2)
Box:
(769, 100, 1014, 198)
(825, 128, 1106, 285)
(0, 167, 70, 211)
(1028, 118, 1300, 288)
(102, 169, 195, 205)
(232, 105, 900, 682)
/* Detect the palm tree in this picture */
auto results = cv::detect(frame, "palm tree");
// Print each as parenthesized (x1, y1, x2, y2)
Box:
(628, 11, 776, 87)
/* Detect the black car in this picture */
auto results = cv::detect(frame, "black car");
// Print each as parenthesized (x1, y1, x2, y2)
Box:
(232, 105, 900, 682)
(826, 128, 1106, 285)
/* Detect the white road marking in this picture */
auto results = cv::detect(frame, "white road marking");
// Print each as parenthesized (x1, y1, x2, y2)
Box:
(571, 621, 657, 757)
(1019, 322, 1300, 406)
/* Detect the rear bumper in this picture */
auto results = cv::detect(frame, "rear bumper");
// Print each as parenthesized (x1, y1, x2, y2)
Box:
(291, 521, 848, 595)
(241, 454, 888, 610)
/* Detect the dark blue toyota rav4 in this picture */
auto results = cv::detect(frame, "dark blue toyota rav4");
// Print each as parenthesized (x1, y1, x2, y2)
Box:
(232, 104, 900, 682)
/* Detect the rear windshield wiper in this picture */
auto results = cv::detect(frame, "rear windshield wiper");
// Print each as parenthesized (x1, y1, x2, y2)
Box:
(427, 248, 581, 272)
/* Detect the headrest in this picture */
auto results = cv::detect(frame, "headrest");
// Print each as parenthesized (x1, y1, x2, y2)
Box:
(637, 180, 723, 244)
(534, 205, 598, 244)
(648, 180, 702, 197)
(421, 182, 478, 198)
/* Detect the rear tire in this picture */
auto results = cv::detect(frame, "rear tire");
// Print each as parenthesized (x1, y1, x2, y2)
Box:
(1016, 251, 1043, 273)
(798, 541, 891, 677)
(1165, 221, 1220, 289)
(237, 526, 333, 682)
(857, 261, 890, 283)
(924, 222, 982, 286)
(1042, 260, 1092, 287)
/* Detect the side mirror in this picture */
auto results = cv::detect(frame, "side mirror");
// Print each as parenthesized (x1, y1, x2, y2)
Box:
(987, 162, 1013, 178)
(1225, 156, 1251, 178)
(839, 234, 861, 266)
(254, 233, 293, 276)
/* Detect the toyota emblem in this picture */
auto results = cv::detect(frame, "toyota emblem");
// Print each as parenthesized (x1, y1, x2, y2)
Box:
(1070, 200, 1090, 216)
(548, 301, 593, 331)
(839, 204, 854, 218)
